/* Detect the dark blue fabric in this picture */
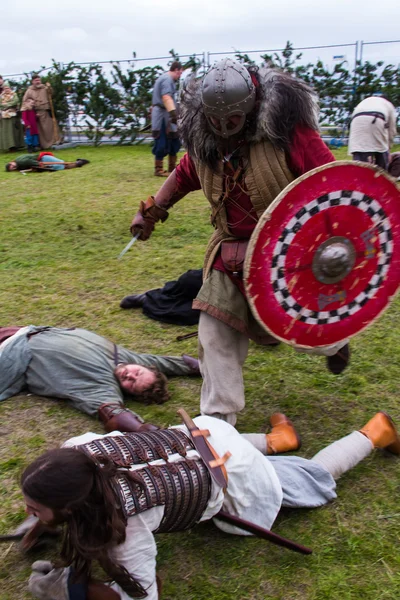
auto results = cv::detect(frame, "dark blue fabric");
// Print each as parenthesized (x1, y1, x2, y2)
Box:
(352, 151, 389, 170)
(152, 120, 181, 159)
(68, 568, 87, 600)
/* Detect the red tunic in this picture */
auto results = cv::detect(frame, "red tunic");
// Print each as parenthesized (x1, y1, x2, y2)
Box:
(175, 125, 335, 294)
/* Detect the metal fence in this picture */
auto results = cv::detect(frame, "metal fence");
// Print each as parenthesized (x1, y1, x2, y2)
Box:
(4, 39, 400, 80)
(4, 39, 400, 148)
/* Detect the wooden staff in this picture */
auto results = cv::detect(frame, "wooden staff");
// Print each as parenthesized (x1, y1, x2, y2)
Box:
(46, 83, 62, 145)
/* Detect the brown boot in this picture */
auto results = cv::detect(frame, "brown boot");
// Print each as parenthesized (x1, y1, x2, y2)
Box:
(266, 413, 301, 455)
(359, 411, 400, 455)
(154, 159, 169, 177)
(168, 155, 178, 172)
(98, 403, 160, 433)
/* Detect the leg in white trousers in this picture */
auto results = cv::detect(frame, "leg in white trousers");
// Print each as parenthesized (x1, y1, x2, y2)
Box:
(311, 431, 373, 479)
(199, 312, 249, 426)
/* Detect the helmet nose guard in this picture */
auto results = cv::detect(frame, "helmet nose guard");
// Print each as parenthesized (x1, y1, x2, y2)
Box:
(201, 58, 256, 138)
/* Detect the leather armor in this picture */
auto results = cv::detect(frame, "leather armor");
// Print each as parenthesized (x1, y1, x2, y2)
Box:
(78, 428, 211, 533)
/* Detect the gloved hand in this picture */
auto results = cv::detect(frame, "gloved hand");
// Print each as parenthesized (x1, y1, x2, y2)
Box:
(130, 196, 169, 240)
(169, 109, 177, 125)
(28, 561, 70, 600)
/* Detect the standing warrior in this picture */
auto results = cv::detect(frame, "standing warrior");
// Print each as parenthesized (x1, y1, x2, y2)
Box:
(22, 74, 57, 149)
(151, 61, 183, 177)
(20, 411, 400, 599)
(130, 59, 348, 426)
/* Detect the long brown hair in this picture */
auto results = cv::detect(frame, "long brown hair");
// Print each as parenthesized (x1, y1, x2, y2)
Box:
(21, 448, 148, 598)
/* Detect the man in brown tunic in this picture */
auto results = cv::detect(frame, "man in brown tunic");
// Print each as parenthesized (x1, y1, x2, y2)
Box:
(22, 74, 56, 149)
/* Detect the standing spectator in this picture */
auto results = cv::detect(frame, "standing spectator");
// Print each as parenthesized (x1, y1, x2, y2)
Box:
(0, 75, 4, 94)
(348, 93, 397, 170)
(0, 82, 24, 151)
(22, 74, 56, 149)
(151, 61, 183, 176)
(21, 98, 39, 151)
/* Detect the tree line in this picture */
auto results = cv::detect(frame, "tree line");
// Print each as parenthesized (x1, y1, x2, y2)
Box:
(7, 43, 400, 146)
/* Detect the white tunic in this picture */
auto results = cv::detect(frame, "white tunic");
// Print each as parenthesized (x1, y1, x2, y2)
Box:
(348, 96, 397, 154)
(64, 416, 283, 600)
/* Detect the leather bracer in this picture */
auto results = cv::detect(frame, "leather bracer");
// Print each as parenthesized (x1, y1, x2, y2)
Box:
(139, 195, 170, 224)
(131, 171, 186, 239)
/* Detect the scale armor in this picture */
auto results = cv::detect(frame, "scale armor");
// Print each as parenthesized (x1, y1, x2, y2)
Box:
(78, 428, 211, 533)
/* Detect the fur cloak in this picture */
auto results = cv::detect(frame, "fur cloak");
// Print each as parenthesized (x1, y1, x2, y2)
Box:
(179, 66, 319, 170)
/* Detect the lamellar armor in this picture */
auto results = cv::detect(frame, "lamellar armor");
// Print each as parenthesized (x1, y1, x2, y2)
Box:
(78, 428, 211, 533)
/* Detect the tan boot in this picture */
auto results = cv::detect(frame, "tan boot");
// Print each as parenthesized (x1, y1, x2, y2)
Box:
(168, 155, 178, 172)
(154, 159, 169, 177)
(359, 411, 400, 455)
(266, 413, 301, 455)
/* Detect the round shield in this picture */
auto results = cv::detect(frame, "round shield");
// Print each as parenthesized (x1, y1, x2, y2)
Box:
(244, 161, 400, 348)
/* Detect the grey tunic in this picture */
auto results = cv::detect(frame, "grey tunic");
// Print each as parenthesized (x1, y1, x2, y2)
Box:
(151, 72, 178, 134)
(0, 326, 194, 416)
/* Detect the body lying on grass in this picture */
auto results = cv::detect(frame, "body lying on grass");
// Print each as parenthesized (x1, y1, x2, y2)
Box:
(5, 152, 90, 172)
(17, 410, 400, 600)
(0, 325, 200, 432)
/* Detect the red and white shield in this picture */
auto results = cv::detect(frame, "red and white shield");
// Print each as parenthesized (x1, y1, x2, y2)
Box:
(244, 161, 400, 348)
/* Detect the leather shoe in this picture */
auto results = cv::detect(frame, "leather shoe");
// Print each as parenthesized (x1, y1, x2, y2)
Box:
(120, 293, 147, 309)
(266, 413, 301, 454)
(360, 411, 400, 455)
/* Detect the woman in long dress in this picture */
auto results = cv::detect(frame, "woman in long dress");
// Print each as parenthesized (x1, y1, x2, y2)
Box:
(0, 83, 24, 151)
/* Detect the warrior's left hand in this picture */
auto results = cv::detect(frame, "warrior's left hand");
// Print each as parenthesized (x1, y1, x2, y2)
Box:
(29, 561, 70, 600)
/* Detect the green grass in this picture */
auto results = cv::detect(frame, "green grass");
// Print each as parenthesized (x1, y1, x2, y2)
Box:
(1, 145, 400, 600)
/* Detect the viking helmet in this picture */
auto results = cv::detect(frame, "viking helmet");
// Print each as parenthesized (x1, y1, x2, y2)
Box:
(201, 58, 256, 138)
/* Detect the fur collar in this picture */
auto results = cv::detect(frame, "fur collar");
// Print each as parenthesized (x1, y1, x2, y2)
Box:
(179, 67, 319, 170)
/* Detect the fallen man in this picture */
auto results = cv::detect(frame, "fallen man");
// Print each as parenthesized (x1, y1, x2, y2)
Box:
(0, 326, 200, 432)
(20, 410, 400, 599)
(5, 152, 90, 172)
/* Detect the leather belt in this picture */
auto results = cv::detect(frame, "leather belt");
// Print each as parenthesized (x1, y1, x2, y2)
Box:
(351, 111, 386, 123)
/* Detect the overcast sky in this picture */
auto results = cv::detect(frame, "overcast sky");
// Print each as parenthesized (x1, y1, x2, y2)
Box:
(2, 0, 400, 78)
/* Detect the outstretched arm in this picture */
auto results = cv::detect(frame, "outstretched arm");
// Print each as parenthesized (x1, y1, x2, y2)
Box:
(130, 153, 201, 240)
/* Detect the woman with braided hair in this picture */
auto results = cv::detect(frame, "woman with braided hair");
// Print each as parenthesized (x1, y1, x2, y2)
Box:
(20, 410, 400, 599)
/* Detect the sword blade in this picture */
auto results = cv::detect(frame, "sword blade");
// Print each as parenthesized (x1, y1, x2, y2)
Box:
(118, 232, 141, 260)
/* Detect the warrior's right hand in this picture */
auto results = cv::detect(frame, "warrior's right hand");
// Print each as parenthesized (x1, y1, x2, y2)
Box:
(130, 196, 169, 241)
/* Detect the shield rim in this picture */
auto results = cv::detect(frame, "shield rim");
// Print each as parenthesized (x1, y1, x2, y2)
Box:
(244, 160, 400, 349)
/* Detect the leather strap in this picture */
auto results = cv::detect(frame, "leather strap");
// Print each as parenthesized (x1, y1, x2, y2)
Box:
(177, 408, 230, 488)
(351, 111, 386, 123)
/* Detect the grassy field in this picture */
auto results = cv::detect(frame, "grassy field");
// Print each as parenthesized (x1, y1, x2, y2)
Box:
(0, 145, 400, 600)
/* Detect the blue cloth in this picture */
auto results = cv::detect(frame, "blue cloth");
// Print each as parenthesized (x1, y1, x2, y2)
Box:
(152, 119, 181, 160)
(24, 130, 39, 148)
(268, 455, 337, 508)
(41, 154, 65, 170)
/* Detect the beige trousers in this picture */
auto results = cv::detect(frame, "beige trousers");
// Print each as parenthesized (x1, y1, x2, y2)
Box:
(199, 311, 348, 425)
